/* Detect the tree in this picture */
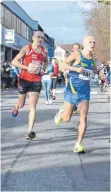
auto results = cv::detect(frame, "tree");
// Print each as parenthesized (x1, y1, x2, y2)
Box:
(85, 2, 110, 62)
(98, 0, 110, 5)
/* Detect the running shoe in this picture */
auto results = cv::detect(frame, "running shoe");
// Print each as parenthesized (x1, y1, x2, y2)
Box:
(53, 96, 56, 100)
(45, 101, 49, 105)
(54, 108, 63, 125)
(26, 131, 36, 140)
(73, 143, 85, 153)
(48, 100, 52, 104)
(12, 107, 18, 118)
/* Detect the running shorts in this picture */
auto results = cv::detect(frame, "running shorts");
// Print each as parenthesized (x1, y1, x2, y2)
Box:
(64, 81, 90, 105)
(18, 78, 42, 94)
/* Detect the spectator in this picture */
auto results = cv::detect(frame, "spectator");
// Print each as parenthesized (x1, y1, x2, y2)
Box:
(51, 57, 59, 100)
(1, 61, 10, 89)
(42, 60, 53, 104)
(10, 65, 18, 88)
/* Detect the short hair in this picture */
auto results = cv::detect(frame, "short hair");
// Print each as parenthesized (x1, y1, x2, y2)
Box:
(72, 43, 80, 49)
(33, 30, 44, 36)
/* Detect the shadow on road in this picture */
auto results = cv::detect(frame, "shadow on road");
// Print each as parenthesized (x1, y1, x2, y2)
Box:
(1, 160, 110, 191)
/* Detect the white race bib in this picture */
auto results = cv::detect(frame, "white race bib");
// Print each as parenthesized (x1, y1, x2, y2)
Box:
(79, 69, 93, 81)
(31, 60, 41, 74)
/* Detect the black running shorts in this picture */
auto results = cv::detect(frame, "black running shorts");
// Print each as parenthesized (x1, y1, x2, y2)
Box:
(18, 78, 42, 94)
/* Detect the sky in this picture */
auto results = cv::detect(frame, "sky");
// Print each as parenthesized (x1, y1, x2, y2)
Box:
(15, 0, 94, 44)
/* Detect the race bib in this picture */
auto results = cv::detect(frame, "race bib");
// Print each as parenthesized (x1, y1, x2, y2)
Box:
(79, 69, 93, 81)
(30, 60, 41, 74)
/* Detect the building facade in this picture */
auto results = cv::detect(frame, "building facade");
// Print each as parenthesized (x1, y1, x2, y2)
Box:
(54, 46, 66, 63)
(0, 0, 54, 63)
(54, 44, 73, 65)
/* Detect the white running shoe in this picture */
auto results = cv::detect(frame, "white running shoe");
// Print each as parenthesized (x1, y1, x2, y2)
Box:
(45, 101, 49, 105)
(48, 100, 52, 104)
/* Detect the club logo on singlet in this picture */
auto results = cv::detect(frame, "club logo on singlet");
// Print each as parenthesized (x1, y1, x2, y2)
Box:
(32, 54, 37, 59)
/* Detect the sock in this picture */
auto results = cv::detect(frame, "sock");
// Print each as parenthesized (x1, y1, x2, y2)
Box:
(28, 129, 33, 133)
(76, 141, 80, 146)
(15, 104, 19, 110)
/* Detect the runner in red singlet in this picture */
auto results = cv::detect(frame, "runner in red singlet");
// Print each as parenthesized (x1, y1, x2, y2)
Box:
(12, 31, 48, 140)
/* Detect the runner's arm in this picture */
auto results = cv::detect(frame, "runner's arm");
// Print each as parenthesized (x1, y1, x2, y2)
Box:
(12, 45, 29, 70)
(61, 52, 84, 73)
(93, 60, 101, 74)
(43, 48, 48, 70)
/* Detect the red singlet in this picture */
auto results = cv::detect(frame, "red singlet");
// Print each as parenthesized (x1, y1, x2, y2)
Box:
(19, 44, 45, 82)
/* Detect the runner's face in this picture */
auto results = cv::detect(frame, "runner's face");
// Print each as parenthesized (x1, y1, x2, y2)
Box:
(32, 32, 44, 45)
(72, 44, 80, 52)
(83, 36, 95, 52)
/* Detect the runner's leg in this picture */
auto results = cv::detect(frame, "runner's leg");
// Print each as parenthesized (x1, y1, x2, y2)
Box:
(15, 94, 26, 109)
(12, 94, 26, 117)
(42, 80, 48, 103)
(52, 78, 57, 99)
(47, 79, 52, 103)
(77, 100, 89, 144)
(61, 101, 74, 122)
(28, 92, 39, 132)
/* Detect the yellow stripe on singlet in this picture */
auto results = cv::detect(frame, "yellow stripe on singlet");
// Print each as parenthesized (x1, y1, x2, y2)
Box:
(81, 62, 88, 67)
(70, 79, 77, 94)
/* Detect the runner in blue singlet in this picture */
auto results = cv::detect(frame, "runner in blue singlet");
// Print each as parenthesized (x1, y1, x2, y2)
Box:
(54, 36, 97, 153)
(65, 51, 95, 105)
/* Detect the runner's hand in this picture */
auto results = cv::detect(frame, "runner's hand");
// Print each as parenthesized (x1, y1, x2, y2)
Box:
(76, 67, 84, 73)
(27, 67, 37, 74)
(40, 69, 45, 76)
(28, 63, 38, 74)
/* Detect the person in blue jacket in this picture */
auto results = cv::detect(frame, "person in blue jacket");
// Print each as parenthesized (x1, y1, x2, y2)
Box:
(10, 65, 19, 88)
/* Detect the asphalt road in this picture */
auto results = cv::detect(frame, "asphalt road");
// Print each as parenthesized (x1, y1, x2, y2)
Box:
(1, 85, 110, 191)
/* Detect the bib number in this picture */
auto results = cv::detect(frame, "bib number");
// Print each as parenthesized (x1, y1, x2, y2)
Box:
(31, 60, 41, 74)
(79, 69, 93, 81)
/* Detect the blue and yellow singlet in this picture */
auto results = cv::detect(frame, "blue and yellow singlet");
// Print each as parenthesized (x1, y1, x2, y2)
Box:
(69, 51, 95, 94)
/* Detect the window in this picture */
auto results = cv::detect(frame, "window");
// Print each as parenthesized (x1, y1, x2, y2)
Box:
(2, 5, 32, 41)
(24, 24, 27, 39)
(26, 26, 32, 41)
(4, 8, 12, 28)
(16, 17, 19, 34)
(12, 14, 16, 31)
(26, 26, 29, 40)
(21, 21, 24, 37)
(21, 21, 27, 38)
(8, 10, 12, 28)
(4, 8, 7, 26)
(18, 19, 21, 34)
(1, 4, 5, 25)
(29, 28, 32, 41)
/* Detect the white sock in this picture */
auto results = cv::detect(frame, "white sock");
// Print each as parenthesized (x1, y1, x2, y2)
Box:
(76, 141, 80, 146)
(28, 129, 33, 133)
